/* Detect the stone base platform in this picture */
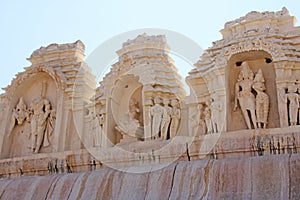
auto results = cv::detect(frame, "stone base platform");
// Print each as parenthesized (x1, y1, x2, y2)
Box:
(0, 126, 299, 178)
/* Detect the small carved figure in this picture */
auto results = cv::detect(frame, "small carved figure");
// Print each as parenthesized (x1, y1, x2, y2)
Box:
(204, 101, 212, 134)
(253, 69, 269, 129)
(160, 98, 171, 140)
(150, 97, 164, 139)
(65, 160, 72, 173)
(234, 61, 257, 129)
(190, 104, 206, 136)
(89, 110, 102, 147)
(256, 136, 264, 156)
(278, 86, 289, 127)
(47, 160, 53, 174)
(129, 98, 140, 121)
(277, 137, 281, 154)
(54, 159, 59, 173)
(210, 96, 223, 133)
(269, 136, 276, 154)
(286, 84, 299, 126)
(170, 99, 181, 138)
(281, 137, 285, 154)
(249, 136, 255, 156)
(8, 97, 29, 135)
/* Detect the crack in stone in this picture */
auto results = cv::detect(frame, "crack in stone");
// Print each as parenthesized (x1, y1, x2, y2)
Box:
(66, 174, 80, 200)
(115, 171, 125, 199)
(0, 179, 14, 199)
(44, 175, 61, 200)
(143, 171, 151, 199)
(250, 157, 253, 200)
(167, 163, 178, 200)
(288, 154, 292, 200)
(201, 160, 213, 200)
(186, 143, 191, 161)
(75, 171, 91, 200)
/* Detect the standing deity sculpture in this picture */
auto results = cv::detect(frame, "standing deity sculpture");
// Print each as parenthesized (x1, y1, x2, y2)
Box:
(252, 69, 269, 129)
(27, 82, 55, 153)
(88, 110, 102, 147)
(160, 98, 171, 140)
(28, 97, 53, 153)
(286, 84, 299, 126)
(190, 104, 206, 136)
(170, 99, 181, 138)
(234, 61, 257, 129)
(204, 101, 212, 134)
(210, 96, 223, 133)
(8, 97, 29, 135)
(150, 97, 164, 139)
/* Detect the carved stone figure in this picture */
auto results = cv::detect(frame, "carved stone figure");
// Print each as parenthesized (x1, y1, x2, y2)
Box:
(190, 104, 205, 136)
(28, 97, 52, 153)
(170, 99, 180, 138)
(89, 111, 102, 147)
(286, 84, 299, 126)
(44, 109, 56, 147)
(8, 97, 29, 135)
(234, 61, 257, 129)
(252, 69, 269, 129)
(129, 98, 140, 121)
(198, 107, 207, 135)
(210, 96, 223, 133)
(160, 98, 171, 140)
(116, 99, 142, 140)
(150, 97, 164, 139)
(204, 101, 212, 134)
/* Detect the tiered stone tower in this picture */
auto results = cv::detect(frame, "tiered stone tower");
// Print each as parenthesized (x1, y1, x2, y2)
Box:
(86, 33, 185, 146)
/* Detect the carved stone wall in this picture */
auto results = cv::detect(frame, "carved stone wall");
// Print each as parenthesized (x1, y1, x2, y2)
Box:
(87, 34, 186, 146)
(0, 41, 96, 158)
(227, 51, 279, 130)
(187, 7, 300, 132)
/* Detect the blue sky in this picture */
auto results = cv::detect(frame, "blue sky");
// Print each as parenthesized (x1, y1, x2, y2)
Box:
(0, 1, 299, 93)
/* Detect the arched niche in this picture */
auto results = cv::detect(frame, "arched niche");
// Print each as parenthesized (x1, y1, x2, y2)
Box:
(226, 50, 279, 131)
(110, 74, 143, 143)
(3, 72, 58, 158)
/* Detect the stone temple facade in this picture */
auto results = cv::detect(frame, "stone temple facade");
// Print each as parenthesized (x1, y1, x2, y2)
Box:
(0, 8, 300, 199)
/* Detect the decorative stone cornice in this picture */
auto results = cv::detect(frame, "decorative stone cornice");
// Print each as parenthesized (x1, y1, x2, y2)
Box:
(28, 40, 85, 64)
(224, 7, 290, 29)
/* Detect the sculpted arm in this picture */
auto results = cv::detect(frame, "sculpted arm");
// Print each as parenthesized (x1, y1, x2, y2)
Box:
(43, 100, 51, 120)
(176, 108, 181, 119)
(234, 82, 240, 111)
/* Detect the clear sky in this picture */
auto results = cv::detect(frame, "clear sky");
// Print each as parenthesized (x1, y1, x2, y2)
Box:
(0, 1, 299, 93)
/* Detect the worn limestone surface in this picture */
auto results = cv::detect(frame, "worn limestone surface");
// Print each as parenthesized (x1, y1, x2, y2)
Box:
(0, 154, 299, 200)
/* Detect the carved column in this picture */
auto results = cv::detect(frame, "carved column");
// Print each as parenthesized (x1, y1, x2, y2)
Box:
(277, 84, 289, 127)
(274, 62, 289, 127)
(143, 91, 152, 141)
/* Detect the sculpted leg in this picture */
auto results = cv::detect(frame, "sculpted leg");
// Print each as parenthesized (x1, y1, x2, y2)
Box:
(250, 110, 257, 129)
(31, 120, 38, 152)
(35, 132, 43, 153)
(160, 120, 169, 140)
(241, 108, 251, 129)
(32, 135, 37, 152)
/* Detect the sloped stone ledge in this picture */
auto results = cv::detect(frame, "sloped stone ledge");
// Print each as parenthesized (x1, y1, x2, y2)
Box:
(0, 127, 299, 179)
(0, 154, 299, 199)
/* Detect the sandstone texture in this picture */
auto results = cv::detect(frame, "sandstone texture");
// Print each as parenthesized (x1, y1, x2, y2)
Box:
(0, 154, 299, 200)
